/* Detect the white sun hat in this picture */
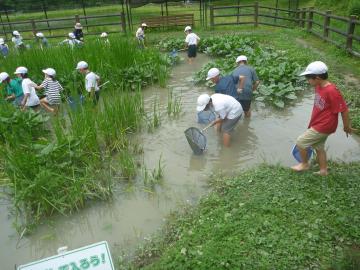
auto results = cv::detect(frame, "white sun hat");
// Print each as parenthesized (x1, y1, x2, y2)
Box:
(75, 23, 83, 29)
(0, 72, 9, 83)
(206, 68, 220, 81)
(100, 32, 108, 38)
(13, 30, 20, 36)
(68, 32, 76, 39)
(141, 23, 147, 27)
(42, 68, 56, 77)
(299, 61, 328, 76)
(196, 94, 211, 112)
(184, 26, 191, 32)
(236, 55, 248, 63)
(76, 61, 88, 70)
(14, 66, 28, 74)
(0, 38, 4, 45)
(36, 32, 44, 38)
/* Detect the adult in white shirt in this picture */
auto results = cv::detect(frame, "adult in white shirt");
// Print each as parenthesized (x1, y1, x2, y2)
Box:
(14, 67, 40, 110)
(136, 23, 147, 49)
(197, 93, 243, 147)
(76, 61, 101, 104)
(184, 26, 200, 64)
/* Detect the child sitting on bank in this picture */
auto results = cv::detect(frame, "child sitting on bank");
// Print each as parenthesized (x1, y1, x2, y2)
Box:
(291, 61, 356, 176)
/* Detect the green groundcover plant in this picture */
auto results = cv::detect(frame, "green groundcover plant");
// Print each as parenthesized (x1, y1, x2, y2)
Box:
(124, 164, 360, 270)
(159, 35, 308, 108)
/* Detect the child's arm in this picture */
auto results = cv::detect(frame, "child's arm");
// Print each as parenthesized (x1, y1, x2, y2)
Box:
(341, 110, 357, 137)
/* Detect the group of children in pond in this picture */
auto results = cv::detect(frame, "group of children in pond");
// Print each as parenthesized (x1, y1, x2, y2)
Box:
(196, 59, 356, 176)
(0, 23, 110, 58)
(1, 61, 100, 113)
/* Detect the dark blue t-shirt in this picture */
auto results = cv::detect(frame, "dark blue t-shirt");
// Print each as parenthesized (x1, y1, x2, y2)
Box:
(214, 75, 238, 100)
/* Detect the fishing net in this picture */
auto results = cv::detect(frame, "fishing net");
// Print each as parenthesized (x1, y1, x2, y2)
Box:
(184, 127, 207, 155)
(197, 110, 216, 124)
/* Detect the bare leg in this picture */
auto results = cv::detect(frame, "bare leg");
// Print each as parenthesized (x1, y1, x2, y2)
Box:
(291, 145, 310, 172)
(40, 99, 54, 113)
(215, 122, 222, 133)
(314, 149, 328, 176)
(223, 132, 231, 147)
(244, 110, 251, 118)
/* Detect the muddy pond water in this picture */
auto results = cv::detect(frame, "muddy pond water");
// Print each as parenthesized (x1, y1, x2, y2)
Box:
(1, 53, 360, 269)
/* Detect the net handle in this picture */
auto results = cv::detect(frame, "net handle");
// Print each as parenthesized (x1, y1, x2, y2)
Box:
(202, 122, 213, 132)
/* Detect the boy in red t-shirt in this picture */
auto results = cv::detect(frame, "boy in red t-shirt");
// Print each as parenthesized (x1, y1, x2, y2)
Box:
(291, 61, 356, 176)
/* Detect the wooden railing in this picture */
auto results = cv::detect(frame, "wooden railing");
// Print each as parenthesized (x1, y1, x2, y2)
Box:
(140, 14, 194, 29)
(210, 2, 360, 57)
(0, 12, 126, 40)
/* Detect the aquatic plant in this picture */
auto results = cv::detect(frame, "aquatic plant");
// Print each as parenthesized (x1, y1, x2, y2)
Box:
(167, 89, 182, 118)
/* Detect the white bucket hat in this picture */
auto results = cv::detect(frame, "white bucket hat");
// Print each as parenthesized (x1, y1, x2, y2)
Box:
(196, 94, 211, 112)
(13, 30, 20, 36)
(184, 26, 191, 32)
(36, 32, 44, 38)
(206, 68, 220, 80)
(0, 72, 9, 83)
(68, 32, 76, 39)
(100, 32, 108, 38)
(14, 66, 28, 74)
(76, 61, 88, 70)
(0, 38, 4, 45)
(141, 23, 147, 27)
(236, 55, 248, 63)
(75, 23, 83, 29)
(42, 68, 56, 77)
(299, 61, 328, 76)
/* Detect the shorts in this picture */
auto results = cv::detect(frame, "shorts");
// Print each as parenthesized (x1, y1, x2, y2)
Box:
(188, 45, 197, 58)
(238, 99, 251, 112)
(296, 128, 329, 150)
(42, 97, 60, 106)
(222, 114, 242, 133)
(88, 91, 100, 104)
(13, 95, 24, 107)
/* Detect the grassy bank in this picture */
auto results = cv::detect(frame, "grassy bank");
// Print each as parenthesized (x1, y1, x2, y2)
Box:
(123, 163, 360, 269)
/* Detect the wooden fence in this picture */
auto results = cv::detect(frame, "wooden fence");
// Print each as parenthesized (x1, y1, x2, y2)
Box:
(210, 2, 360, 57)
(0, 12, 126, 40)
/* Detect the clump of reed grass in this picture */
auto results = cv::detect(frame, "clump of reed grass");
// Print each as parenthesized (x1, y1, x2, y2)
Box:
(167, 89, 182, 118)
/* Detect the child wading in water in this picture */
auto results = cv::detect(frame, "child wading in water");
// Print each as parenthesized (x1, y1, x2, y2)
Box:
(35, 68, 63, 113)
(291, 61, 356, 176)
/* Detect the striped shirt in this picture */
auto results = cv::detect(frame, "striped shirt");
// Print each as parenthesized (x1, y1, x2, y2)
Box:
(40, 78, 63, 105)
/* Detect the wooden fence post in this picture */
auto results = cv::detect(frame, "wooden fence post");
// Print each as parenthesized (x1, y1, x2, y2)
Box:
(75, 14, 80, 23)
(30, 19, 37, 35)
(323, 10, 331, 38)
(295, 9, 300, 26)
(301, 8, 306, 28)
(254, 1, 259, 27)
(121, 12, 126, 33)
(210, 5, 214, 29)
(307, 7, 314, 32)
(346, 15, 356, 52)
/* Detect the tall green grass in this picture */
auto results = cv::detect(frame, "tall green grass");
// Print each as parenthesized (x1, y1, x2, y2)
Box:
(0, 38, 170, 232)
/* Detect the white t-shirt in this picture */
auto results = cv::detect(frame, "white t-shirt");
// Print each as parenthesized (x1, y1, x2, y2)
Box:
(22, 78, 40, 107)
(12, 36, 23, 47)
(211, 93, 243, 120)
(85, 72, 100, 92)
(136, 27, 145, 39)
(185, 33, 200, 46)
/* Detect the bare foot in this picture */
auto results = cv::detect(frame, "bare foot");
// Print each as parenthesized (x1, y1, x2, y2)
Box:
(313, 170, 328, 176)
(291, 163, 310, 172)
